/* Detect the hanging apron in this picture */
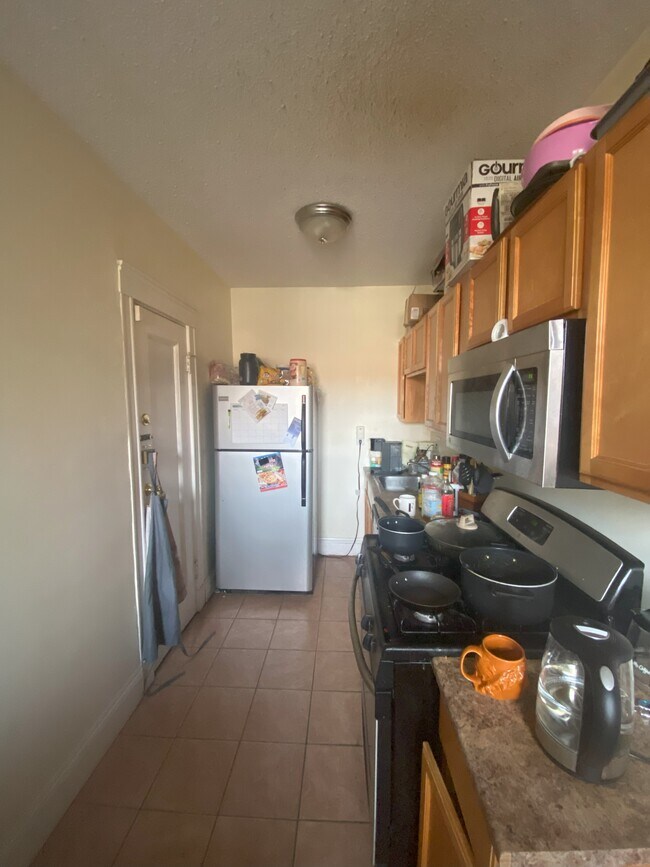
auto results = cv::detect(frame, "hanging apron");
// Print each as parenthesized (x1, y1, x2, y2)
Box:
(140, 454, 182, 664)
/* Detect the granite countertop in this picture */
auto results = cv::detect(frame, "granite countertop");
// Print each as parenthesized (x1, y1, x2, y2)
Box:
(432, 658, 650, 867)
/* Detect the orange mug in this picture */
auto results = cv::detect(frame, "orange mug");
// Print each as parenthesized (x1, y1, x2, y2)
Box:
(460, 634, 526, 700)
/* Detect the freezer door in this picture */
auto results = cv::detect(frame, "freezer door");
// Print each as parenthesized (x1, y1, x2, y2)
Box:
(216, 450, 314, 592)
(213, 384, 314, 451)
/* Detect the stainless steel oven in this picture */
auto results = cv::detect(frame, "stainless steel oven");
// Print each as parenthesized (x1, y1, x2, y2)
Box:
(447, 319, 586, 487)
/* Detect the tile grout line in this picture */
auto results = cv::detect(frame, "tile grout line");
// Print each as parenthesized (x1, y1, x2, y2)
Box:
(291, 637, 319, 867)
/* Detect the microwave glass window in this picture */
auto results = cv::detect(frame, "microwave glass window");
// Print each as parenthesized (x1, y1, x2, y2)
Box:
(450, 374, 499, 447)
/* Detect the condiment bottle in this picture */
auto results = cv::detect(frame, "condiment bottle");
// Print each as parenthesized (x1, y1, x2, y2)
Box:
(441, 479, 455, 518)
(422, 473, 442, 519)
(429, 454, 442, 476)
(442, 456, 452, 482)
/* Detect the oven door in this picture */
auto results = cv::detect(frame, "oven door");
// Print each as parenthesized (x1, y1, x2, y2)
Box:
(349, 556, 392, 867)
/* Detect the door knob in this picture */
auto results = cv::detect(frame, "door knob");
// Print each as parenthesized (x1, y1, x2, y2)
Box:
(141, 413, 151, 425)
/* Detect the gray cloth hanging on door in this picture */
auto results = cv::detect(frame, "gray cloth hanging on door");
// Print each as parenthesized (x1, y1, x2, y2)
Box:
(141, 454, 182, 664)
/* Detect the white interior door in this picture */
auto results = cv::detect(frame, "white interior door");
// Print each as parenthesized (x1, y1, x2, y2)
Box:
(133, 305, 197, 629)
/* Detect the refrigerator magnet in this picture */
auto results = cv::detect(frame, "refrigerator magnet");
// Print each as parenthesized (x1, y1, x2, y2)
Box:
(283, 417, 302, 446)
(253, 453, 288, 492)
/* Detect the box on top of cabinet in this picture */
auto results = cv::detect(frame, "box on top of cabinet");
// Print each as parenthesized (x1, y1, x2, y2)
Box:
(444, 159, 523, 287)
(403, 292, 439, 327)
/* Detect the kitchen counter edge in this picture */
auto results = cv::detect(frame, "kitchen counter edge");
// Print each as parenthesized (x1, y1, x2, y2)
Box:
(432, 657, 650, 867)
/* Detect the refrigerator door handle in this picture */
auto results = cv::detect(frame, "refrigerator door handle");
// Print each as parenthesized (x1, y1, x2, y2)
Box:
(301, 395, 307, 507)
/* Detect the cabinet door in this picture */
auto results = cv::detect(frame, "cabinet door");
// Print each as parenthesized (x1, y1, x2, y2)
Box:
(418, 742, 473, 867)
(412, 316, 429, 373)
(425, 306, 439, 427)
(580, 97, 650, 500)
(507, 163, 585, 333)
(403, 329, 415, 375)
(434, 287, 460, 431)
(397, 337, 406, 420)
(463, 238, 508, 350)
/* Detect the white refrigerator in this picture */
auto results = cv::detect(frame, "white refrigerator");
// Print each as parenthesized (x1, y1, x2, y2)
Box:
(213, 384, 316, 592)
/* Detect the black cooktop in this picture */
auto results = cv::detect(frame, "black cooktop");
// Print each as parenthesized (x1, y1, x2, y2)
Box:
(361, 535, 550, 661)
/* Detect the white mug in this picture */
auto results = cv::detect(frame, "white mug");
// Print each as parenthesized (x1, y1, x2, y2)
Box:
(393, 494, 416, 516)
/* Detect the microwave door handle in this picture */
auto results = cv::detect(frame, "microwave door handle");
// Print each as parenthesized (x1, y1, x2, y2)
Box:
(510, 369, 528, 455)
(489, 365, 515, 461)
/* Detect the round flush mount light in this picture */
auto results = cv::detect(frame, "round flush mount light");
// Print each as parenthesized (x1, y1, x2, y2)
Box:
(295, 202, 352, 245)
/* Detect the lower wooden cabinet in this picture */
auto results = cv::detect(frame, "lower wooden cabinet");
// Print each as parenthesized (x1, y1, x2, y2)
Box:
(418, 742, 473, 867)
(364, 493, 373, 535)
(419, 699, 499, 867)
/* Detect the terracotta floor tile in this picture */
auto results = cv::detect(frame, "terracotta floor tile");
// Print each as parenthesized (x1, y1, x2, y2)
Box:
(294, 820, 372, 867)
(30, 802, 136, 867)
(308, 691, 362, 746)
(204, 647, 267, 687)
(300, 745, 369, 822)
(113, 809, 214, 866)
(242, 688, 311, 743)
(271, 619, 319, 650)
(77, 735, 172, 808)
(258, 650, 315, 690)
(182, 614, 233, 648)
(319, 594, 348, 621)
(278, 594, 322, 621)
(155, 644, 219, 687)
(313, 652, 361, 692)
(237, 593, 283, 619)
(220, 741, 304, 819)
(178, 686, 254, 740)
(144, 738, 237, 814)
(323, 573, 354, 597)
(203, 816, 296, 867)
(317, 620, 353, 652)
(223, 618, 276, 649)
(202, 592, 244, 618)
(325, 557, 356, 579)
(121, 685, 198, 737)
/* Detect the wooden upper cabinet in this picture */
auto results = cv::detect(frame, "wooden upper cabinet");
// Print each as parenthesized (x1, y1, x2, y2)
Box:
(580, 97, 650, 501)
(433, 286, 460, 431)
(397, 337, 406, 419)
(411, 316, 428, 374)
(461, 237, 508, 351)
(424, 306, 439, 427)
(403, 330, 414, 375)
(507, 162, 585, 333)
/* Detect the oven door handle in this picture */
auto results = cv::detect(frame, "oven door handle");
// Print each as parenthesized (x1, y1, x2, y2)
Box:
(348, 572, 375, 694)
(489, 364, 515, 462)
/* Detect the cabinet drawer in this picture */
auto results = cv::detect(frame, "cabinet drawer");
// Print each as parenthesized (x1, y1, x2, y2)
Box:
(507, 163, 585, 333)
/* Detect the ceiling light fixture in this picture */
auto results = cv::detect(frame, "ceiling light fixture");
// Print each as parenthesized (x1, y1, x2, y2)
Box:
(295, 202, 352, 245)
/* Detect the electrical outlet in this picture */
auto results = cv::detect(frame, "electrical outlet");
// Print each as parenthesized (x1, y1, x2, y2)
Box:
(356, 425, 365, 444)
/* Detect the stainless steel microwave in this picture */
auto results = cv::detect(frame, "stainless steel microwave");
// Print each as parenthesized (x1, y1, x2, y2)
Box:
(447, 319, 586, 487)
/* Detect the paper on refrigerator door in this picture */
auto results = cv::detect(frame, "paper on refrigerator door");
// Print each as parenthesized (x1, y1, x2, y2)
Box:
(253, 452, 288, 492)
(231, 403, 289, 444)
(239, 388, 277, 422)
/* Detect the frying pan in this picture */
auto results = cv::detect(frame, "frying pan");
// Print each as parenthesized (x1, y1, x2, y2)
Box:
(381, 552, 460, 613)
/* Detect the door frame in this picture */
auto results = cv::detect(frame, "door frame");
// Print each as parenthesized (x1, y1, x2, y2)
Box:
(117, 260, 207, 656)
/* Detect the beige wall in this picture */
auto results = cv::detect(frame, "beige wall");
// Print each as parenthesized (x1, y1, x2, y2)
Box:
(0, 65, 232, 866)
(230, 285, 432, 548)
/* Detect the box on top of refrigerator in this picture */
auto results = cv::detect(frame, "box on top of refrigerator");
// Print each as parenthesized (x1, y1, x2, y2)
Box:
(444, 159, 523, 287)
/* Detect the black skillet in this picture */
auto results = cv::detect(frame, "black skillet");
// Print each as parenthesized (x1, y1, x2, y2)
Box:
(380, 551, 460, 612)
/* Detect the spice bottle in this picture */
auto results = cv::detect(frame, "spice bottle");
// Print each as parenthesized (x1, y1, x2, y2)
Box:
(422, 473, 442, 519)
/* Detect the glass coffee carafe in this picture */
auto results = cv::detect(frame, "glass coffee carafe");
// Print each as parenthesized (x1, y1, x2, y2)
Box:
(536, 616, 634, 783)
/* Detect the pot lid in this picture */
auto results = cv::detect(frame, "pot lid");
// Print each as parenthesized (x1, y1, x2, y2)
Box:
(424, 515, 508, 552)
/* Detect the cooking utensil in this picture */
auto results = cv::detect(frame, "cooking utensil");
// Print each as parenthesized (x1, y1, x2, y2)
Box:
(380, 551, 460, 612)
(376, 514, 425, 557)
(374, 497, 391, 515)
(536, 617, 634, 782)
(522, 118, 600, 187)
(425, 514, 508, 559)
(459, 546, 557, 626)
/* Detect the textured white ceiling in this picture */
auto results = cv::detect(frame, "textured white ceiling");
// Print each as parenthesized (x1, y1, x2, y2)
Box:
(1, 1, 647, 287)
